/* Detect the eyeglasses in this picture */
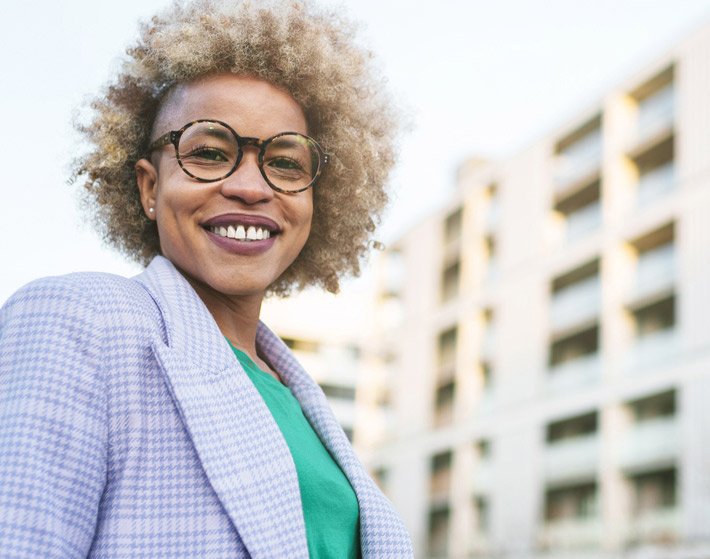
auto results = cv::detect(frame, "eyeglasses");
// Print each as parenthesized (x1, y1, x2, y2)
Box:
(148, 119, 330, 193)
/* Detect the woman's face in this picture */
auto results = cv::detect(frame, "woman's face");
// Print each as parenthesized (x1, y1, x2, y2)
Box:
(136, 74, 313, 301)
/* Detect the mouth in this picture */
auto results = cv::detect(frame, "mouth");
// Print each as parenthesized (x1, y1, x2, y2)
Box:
(207, 224, 272, 241)
(202, 214, 280, 243)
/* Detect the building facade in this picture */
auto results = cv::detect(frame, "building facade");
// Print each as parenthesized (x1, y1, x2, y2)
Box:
(355, 23, 710, 559)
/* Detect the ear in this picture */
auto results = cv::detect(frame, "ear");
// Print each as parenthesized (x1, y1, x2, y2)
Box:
(136, 158, 159, 220)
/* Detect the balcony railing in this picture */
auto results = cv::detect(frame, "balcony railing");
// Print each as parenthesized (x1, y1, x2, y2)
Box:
(554, 131, 603, 194)
(619, 416, 679, 470)
(545, 434, 599, 483)
(623, 328, 679, 375)
(623, 507, 680, 545)
(550, 277, 601, 333)
(627, 244, 675, 303)
(547, 354, 601, 395)
(565, 201, 602, 242)
(637, 162, 674, 207)
(540, 517, 601, 549)
(636, 86, 674, 145)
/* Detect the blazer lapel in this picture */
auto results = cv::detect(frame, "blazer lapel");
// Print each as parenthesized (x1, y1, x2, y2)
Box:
(256, 324, 415, 558)
(134, 257, 309, 559)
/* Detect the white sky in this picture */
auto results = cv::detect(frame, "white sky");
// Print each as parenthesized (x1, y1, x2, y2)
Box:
(2, 0, 709, 303)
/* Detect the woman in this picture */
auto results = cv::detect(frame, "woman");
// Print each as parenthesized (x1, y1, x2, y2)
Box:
(0, 1, 413, 557)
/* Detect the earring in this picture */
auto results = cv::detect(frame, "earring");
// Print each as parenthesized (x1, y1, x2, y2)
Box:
(148, 208, 154, 214)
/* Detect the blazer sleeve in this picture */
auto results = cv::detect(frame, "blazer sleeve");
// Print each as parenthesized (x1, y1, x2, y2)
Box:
(0, 277, 108, 559)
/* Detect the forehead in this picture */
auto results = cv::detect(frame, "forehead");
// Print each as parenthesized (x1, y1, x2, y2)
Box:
(155, 74, 308, 137)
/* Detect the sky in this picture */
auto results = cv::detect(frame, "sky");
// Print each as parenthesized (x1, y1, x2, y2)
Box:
(2, 0, 710, 303)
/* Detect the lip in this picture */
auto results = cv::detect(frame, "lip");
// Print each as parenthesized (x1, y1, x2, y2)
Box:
(202, 213, 280, 232)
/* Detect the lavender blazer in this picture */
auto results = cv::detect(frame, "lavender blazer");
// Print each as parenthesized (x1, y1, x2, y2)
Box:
(0, 256, 413, 559)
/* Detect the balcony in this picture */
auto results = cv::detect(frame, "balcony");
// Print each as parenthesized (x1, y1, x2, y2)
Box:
(624, 507, 681, 545)
(550, 276, 601, 334)
(637, 161, 674, 207)
(623, 328, 679, 375)
(554, 130, 603, 196)
(627, 84, 674, 152)
(627, 243, 675, 303)
(547, 354, 601, 395)
(565, 200, 602, 242)
(540, 517, 601, 549)
(545, 434, 599, 483)
(619, 417, 679, 471)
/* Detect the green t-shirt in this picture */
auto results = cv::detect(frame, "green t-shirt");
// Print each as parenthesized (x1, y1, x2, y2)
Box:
(228, 341, 361, 559)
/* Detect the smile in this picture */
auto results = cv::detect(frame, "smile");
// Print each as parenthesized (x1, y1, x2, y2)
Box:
(208, 224, 272, 241)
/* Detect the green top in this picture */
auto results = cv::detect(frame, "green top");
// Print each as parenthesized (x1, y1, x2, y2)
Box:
(228, 341, 361, 559)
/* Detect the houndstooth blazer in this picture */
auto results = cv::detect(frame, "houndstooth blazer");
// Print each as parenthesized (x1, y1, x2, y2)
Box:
(0, 256, 413, 559)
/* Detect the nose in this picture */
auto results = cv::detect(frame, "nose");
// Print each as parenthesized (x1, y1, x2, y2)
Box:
(219, 149, 275, 204)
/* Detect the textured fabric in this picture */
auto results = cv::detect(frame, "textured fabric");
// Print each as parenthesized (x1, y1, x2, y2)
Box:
(231, 343, 360, 559)
(0, 256, 414, 559)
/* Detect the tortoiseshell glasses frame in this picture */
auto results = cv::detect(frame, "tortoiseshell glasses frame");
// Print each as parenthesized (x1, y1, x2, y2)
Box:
(148, 119, 330, 194)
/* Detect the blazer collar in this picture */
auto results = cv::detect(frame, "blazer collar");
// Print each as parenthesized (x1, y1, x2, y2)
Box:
(134, 256, 413, 558)
(134, 256, 309, 558)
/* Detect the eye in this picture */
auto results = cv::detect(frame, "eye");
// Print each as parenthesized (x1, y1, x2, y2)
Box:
(183, 145, 230, 162)
(267, 156, 306, 171)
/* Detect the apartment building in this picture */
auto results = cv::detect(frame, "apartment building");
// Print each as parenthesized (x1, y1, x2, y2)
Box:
(355, 22, 710, 559)
(261, 289, 364, 440)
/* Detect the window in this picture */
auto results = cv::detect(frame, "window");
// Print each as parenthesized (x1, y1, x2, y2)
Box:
(632, 468, 677, 515)
(635, 136, 674, 206)
(629, 222, 675, 301)
(430, 451, 453, 496)
(554, 179, 602, 241)
(545, 483, 597, 521)
(475, 496, 489, 533)
(428, 505, 450, 558)
(549, 326, 599, 368)
(629, 390, 676, 422)
(320, 384, 356, 401)
(444, 208, 463, 246)
(554, 115, 602, 192)
(629, 65, 674, 141)
(438, 327, 458, 372)
(547, 412, 597, 443)
(434, 382, 455, 427)
(550, 259, 601, 334)
(441, 260, 460, 302)
(477, 439, 491, 459)
(633, 296, 675, 338)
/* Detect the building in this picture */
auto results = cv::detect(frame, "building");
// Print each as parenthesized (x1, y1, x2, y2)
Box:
(355, 22, 710, 559)
(261, 287, 367, 441)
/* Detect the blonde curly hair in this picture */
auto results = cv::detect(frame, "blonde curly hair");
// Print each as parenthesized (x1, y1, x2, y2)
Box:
(72, 0, 400, 295)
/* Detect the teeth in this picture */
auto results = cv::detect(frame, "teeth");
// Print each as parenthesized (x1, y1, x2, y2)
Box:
(209, 224, 272, 242)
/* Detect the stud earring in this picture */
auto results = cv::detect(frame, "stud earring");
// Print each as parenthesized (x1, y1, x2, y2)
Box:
(148, 208, 154, 213)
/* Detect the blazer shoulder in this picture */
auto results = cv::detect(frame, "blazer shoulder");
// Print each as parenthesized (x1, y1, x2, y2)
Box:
(1, 271, 162, 335)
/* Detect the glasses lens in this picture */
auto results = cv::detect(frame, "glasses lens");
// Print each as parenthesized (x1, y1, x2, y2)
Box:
(177, 121, 239, 180)
(263, 134, 321, 192)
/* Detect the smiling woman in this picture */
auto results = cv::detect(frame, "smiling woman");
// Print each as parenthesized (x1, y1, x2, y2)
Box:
(0, 1, 412, 558)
